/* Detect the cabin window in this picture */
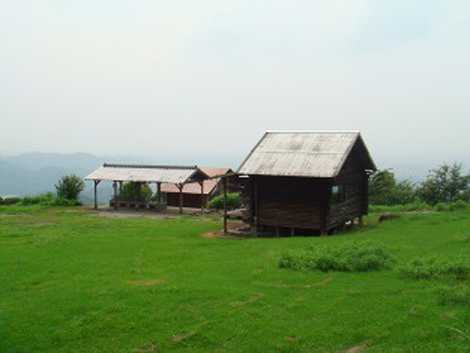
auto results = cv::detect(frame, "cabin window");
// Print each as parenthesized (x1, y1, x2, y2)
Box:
(331, 185, 346, 204)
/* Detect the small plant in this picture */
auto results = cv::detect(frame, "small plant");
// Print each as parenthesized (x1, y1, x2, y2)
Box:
(279, 240, 394, 273)
(399, 256, 470, 280)
(208, 193, 241, 210)
(55, 175, 85, 201)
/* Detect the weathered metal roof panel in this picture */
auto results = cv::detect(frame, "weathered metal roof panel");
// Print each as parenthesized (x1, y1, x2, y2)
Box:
(84, 164, 203, 184)
(238, 131, 373, 178)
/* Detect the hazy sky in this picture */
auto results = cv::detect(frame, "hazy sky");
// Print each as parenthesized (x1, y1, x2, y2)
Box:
(2, 1, 470, 174)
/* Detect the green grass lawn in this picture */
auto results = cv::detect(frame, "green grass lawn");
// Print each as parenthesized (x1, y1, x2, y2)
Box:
(1, 206, 470, 353)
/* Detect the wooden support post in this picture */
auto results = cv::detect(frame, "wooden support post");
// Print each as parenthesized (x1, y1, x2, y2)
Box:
(253, 177, 259, 236)
(200, 181, 204, 215)
(157, 182, 161, 204)
(223, 177, 227, 235)
(290, 228, 295, 237)
(275, 227, 280, 237)
(93, 180, 100, 210)
(112, 181, 118, 210)
(178, 184, 183, 214)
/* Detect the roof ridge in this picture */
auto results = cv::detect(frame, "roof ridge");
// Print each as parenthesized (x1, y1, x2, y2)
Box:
(265, 130, 360, 134)
(102, 163, 198, 170)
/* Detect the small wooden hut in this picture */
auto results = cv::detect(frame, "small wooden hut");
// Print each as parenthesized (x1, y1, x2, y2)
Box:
(160, 167, 232, 209)
(235, 131, 376, 235)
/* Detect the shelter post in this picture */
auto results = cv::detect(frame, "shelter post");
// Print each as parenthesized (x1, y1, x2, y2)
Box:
(112, 181, 118, 210)
(157, 182, 161, 204)
(93, 180, 101, 210)
(177, 184, 183, 214)
(223, 177, 227, 234)
(199, 181, 204, 215)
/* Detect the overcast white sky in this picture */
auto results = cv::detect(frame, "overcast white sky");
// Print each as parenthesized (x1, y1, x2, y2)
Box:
(2, 1, 470, 175)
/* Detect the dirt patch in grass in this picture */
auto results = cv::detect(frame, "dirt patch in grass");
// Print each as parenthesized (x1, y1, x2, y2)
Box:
(343, 341, 370, 353)
(171, 321, 209, 343)
(254, 276, 332, 289)
(230, 293, 264, 308)
(128, 279, 165, 286)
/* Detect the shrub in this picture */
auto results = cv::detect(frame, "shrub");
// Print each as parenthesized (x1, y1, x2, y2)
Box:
(119, 182, 152, 202)
(434, 202, 450, 212)
(449, 200, 468, 211)
(21, 193, 55, 206)
(0, 196, 3, 205)
(2, 196, 22, 205)
(55, 175, 85, 201)
(51, 198, 81, 206)
(208, 193, 241, 210)
(279, 240, 394, 273)
(399, 256, 470, 280)
(436, 285, 470, 307)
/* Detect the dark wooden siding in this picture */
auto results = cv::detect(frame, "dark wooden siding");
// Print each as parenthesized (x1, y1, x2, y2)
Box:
(327, 143, 369, 229)
(251, 176, 330, 230)
(165, 193, 208, 208)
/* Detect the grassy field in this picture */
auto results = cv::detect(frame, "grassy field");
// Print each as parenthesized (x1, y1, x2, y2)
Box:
(1, 206, 470, 353)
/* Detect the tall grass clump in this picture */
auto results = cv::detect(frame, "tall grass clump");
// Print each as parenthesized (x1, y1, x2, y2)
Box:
(436, 285, 470, 307)
(399, 256, 470, 280)
(279, 240, 394, 273)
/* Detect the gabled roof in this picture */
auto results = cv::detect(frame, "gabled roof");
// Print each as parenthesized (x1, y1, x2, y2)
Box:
(85, 164, 209, 184)
(160, 167, 231, 195)
(237, 131, 376, 178)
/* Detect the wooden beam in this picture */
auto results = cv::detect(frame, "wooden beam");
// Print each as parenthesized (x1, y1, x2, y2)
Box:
(223, 177, 227, 234)
(112, 181, 118, 210)
(93, 180, 100, 210)
(178, 184, 183, 214)
(157, 182, 161, 204)
(253, 177, 259, 236)
(200, 181, 204, 215)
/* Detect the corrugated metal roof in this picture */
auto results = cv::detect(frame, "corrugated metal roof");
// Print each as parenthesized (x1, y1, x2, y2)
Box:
(237, 131, 375, 178)
(84, 164, 206, 184)
(160, 167, 230, 195)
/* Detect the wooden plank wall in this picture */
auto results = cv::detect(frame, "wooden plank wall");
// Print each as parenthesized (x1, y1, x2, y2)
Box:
(253, 176, 330, 230)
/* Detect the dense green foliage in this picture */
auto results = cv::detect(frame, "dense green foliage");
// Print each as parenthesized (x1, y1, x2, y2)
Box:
(208, 192, 241, 210)
(279, 240, 394, 272)
(399, 256, 470, 280)
(119, 182, 152, 201)
(369, 170, 417, 205)
(370, 163, 470, 206)
(55, 174, 85, 201)
(2, 207, 470, 352)
(417, 163, 470, 205)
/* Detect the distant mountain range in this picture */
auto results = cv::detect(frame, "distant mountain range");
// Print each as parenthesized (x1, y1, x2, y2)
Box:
(0, 153, 117, 204)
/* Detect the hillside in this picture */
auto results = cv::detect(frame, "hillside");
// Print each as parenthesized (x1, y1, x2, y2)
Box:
(1, 206, 470, 353)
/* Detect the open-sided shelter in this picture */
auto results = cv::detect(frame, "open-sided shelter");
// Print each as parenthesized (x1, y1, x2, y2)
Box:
(84, 164, 209, 213)
(234, 131, 376, 235)
(160, 167, 232, 208)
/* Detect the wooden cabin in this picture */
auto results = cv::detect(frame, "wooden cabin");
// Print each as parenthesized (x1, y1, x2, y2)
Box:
(236, 131, 376, 235)
(160, 167, 232, 209)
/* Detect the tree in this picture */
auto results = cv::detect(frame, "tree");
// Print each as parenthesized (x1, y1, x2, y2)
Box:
(369, 169, 416, 205)
(417, 163, 470, 205)
(55, 175, 85, 201)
